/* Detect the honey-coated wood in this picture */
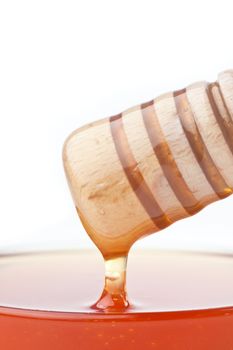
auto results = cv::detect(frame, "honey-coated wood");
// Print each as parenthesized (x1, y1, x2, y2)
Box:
(63, 70, 233, 258)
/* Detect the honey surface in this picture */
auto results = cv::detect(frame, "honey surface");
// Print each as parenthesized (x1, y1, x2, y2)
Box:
(0, 250, 232, 312)
(0, 250, 233, 350)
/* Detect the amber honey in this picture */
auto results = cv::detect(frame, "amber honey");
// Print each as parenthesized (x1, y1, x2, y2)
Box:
(0, 249, 232, 350)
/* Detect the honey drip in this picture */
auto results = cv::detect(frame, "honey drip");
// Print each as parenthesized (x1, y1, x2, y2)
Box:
(93, 256, 129, 311)
(63, 70, 233, 311)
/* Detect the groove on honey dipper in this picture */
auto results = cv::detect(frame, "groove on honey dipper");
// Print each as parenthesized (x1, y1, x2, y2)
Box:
(174, 89, 229, 199)
(207, 83, 233, 156)
(110, 114, 171, 229)
(141, 100, 202, 215)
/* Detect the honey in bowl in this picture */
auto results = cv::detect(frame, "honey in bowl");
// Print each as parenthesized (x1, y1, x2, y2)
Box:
(0, 250, 233, 349)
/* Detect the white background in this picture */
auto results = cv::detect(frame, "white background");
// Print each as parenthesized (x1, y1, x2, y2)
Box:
(0, 0, 232, 253)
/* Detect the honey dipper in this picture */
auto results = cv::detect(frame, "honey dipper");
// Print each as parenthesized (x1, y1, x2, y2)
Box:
(63, 70, 233, 310)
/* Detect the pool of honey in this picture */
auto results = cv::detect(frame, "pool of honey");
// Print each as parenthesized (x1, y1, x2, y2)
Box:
(0, 250, 232, 349)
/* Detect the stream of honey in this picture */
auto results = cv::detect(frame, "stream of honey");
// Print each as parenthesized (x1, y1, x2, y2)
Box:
(0, 249, 232, 349)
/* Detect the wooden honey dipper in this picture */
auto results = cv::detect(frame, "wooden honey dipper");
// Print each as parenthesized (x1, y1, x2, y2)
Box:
(63, 70, 233, 310)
